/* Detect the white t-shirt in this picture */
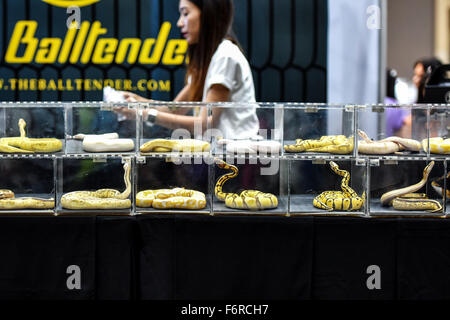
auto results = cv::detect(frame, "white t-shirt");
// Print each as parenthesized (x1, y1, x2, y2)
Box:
(202, 39, 259, 139)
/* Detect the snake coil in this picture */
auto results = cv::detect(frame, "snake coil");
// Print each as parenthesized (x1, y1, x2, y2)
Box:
(0, 119, 62, 153)
(313, 161, 365, 211)
(0, 189, 54, 210)
(61, 160, 132, 210)
(136, 188, 207, 210)
(214, 158, 278, 211)
(380, 161, 442, 213)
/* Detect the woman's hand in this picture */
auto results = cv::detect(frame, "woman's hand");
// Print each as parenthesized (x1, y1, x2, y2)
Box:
(120, 91, 151, 102)
(113, 107, 138, 120)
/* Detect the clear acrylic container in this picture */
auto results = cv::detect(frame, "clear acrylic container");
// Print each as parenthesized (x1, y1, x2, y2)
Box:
(368, 159, 445, 217)
(56, 156, 133, 215)
(283, 104, 355, 158)
(65, 102, 138, 155)
(288, 158, 367, 217)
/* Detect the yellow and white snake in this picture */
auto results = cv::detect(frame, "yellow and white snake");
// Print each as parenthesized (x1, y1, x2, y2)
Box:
(0, 118, 62, 153)
(284, 135, 354, 154)
(0, 189, 54, 210)
(61, 160, 132, 210)
(214, 159, 278, 210)
(136, 188, 207, 210)
(140, 139, 210, 153)
(313, 161, 365, 211)
(358, 130, 421, 154)
(380, 161, 442, 213)
(422, 137, 450, 154)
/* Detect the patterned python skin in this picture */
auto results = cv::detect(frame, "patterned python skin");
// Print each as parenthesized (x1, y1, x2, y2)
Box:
(0, 119, 62, 153)
(313, 161, 365, 211)
(431, 172, 450, 198)
(140, 139, 210, 153)
(0, 189, 54, 209)
(422, 137, 450, 154)
(214, 159, 278, 211)
(61, 160, 131, 210)
(380, 161, 442, 213)
(136, 188, 207, 210)
(284, 135, 353, 154)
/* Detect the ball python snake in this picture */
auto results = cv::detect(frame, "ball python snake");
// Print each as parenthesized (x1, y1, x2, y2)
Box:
(74, 132, 135, 152)
(217, 138, 282, 154)
(357, 130, 421, 154)
(313, 161, 365, 211)
(61, 160, 131, 210)
(136, 188, 207, 210)
(422, 137, 450, 154)
(0, 189, 54, 210)
(0, 118, 62, 153)
(140, 139, 210, 153)
(431, 172, 450, 198)
(380, 161, 442, 213)
(284, 135, 354, 154)
(214, 158, 278, 211)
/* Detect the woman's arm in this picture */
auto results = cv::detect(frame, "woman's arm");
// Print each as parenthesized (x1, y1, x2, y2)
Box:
(153, 84, 229, 133)
(118, 85, 193, 119)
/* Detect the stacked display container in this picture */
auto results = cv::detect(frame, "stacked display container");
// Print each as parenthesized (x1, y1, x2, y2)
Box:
(0, 102, 449, 217)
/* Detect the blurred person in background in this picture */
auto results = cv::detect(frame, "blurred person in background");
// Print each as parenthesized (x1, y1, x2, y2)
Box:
(385, 69, 411, 138)
(413, 57, 443, 103)
(411, 57, 442, 139)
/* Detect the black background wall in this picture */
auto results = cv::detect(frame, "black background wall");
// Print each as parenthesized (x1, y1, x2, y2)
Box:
(0, 0, 327, 103)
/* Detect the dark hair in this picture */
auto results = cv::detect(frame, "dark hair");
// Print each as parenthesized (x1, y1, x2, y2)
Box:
(186, 0, 238, 101)
(414, 57, 442, 73)
(386, 68, 397, 99)
(414, 57, 443, 103)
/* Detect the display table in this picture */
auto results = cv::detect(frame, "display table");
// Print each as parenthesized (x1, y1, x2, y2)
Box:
(0, 216, 136, 300)
(1, 215, 450, 300)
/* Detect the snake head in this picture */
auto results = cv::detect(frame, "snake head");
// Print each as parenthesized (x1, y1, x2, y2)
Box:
(424, 161, 435, 179)
(329, 161, 339, 171)
(214, 158, 226, 168)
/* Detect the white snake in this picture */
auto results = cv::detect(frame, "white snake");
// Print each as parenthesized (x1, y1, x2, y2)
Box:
(217, 139, 282, 154)
(74, 133, 135, 152)
(358, 130, 421, 154)
(61, 160, 131, 210)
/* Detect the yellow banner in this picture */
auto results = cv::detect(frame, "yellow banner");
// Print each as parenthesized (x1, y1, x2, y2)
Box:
(5, 21, 188, 65)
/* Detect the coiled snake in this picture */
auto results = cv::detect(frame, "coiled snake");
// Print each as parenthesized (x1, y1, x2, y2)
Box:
(284, 135, 354, 154)
(313, 161, 365, 211)
(431, 172, 450, 199)
(0, 118, 62, 153)
(0, 189, 54, 210)
(136, 188, 207, 210)
(215, 159, 278, 210)
(380, 161, 442, 213)
(61, 160, 131, 210)
(422, 137, 450, 154)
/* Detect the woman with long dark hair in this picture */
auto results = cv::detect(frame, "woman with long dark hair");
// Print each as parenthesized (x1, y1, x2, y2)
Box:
(121, 0, 259, 139)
